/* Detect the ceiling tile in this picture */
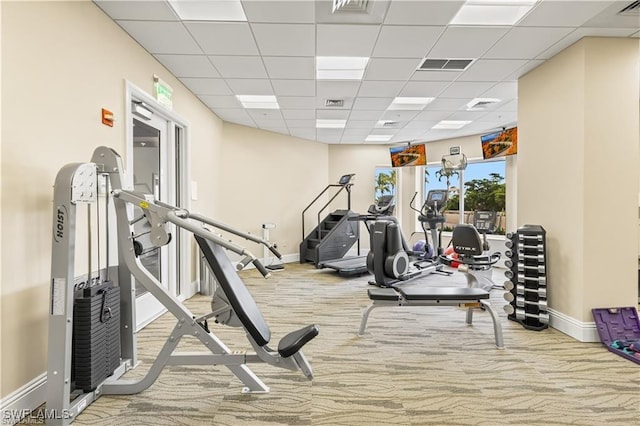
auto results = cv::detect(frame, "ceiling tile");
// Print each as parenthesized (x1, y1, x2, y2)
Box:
(198, 95, 241, 109)
(259, 126, 289, 135)
(426, 98, 467, 111)
(212, 108, 254, 124)
(289, 128, 317, 140)
(345, 120, 378, 129)
(95, 1, 179, 20)
(373, 25, 445, 59)
(365, 58, 421, 80)
(519, 1, 615, 27)
(285, 119, 316, 128)
(357, 80, 405, 97)
(241, 0, 315, 23)
(184, 22, 258, 55)
(399, 81, 449, 97)
(180, 78, 232, 95)
(484, 27, 575, 59)
(225, 79, 274, 95)
(410, 70, 463, 82)
(379, 110, 420, 121)
(393, 128, 429, 140)
(403, 120, 440, 130)
(277, 96, 317, 109)
(480, 81, 517, 100)
(439, 82, 494, 98)
(348, 110, 385, 120)
(413, 110, 454, 121)
(457, 59, 529, 82)
(263, 57, 315, 79)
(446, 111, 488, 121)
(271, 79, 316, 96)
(352, 97, 393, 110)
(316, 110, 350, 120)
(154, 54, 219, 78)
(251, 23, 315, 56)
(317, 24, 380, 57)
(208, 56, 267, 78)
(384, 1, 465, 25)
(282, 109, 316, 119)
(478, 111, 517, 124)
(116, 21, 202, 54)
(247, 109, 284, 121)
(316, 81, 361, 99)
(342, 129, 372, 139)
(427, 26, 511, 59)
(496, 99, 518, 112)
(316, 129, 344, 143)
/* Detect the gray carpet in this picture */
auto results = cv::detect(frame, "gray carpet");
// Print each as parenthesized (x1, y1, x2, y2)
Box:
(35, 264, 640, 425)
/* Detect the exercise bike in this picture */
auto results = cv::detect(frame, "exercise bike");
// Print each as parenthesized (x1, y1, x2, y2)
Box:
(366, 190, 450, 288)
(440, 211, 502, 291)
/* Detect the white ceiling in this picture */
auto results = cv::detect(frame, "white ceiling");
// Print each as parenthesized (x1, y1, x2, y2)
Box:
(95, 0, 640, 144)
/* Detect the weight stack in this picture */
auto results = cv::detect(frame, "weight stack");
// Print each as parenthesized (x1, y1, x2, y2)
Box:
(72, 281, 121, 392)
(503, 225, 548, 331)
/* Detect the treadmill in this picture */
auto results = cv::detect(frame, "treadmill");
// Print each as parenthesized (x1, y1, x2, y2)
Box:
(319, 195, 395, 276)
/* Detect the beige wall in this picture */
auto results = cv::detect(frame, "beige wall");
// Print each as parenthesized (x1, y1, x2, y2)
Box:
(219, 123, 328, 258)
(518, 37, 639, 323)
(0, 1, 223, 398)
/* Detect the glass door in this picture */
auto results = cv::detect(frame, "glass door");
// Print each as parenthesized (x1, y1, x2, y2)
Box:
(131, 107, 175, 329)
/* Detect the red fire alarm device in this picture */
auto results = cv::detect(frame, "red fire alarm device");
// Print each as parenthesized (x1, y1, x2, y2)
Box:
(102, 108, 114, 127)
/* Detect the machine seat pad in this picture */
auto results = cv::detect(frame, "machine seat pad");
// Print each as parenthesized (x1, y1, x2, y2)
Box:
(367, 288, 401, 301)
(278, 324, 319, 358)
(399, 286, 489, 301)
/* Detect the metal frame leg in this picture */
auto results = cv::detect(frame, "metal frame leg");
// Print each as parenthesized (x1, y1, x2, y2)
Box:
(481, 300, 505, 349)
(358, 303, 377, 336)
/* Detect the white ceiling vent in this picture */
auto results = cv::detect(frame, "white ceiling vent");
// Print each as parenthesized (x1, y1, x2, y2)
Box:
(467, 98, 501, 111)
(618, 1, 640, 15)
(419, 58, 474, 71)
(377, 120, 400, 128)
(325, 99, 344, 107)
(332, 0, 369, 13)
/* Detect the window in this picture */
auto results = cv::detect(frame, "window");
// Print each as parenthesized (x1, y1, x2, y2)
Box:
(424, 159, 506, 233)
(374, 167, 397, 201)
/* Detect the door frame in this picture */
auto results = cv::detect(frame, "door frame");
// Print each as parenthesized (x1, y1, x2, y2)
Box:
(125, 80, 192, 330)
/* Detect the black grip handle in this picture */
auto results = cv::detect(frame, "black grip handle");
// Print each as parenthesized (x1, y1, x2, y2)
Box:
(269, 245, 283, 259)
(253, 259, 271, 279)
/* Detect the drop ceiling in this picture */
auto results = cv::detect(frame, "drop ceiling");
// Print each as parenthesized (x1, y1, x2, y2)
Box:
(95, 0, 640, 144)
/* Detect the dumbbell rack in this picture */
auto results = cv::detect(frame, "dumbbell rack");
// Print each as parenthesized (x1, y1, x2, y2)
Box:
(503, 225, 548, 331)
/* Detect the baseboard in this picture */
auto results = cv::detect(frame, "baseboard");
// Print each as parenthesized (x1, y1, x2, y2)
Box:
(0, 373, 46, 425)
(548, 308, 600, 342)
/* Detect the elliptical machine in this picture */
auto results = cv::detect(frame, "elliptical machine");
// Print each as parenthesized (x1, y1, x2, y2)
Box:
(410, 189, 448, 263)
(366, 190, 449, 288)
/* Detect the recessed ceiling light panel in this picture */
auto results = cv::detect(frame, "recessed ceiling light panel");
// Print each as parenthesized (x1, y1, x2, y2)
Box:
(316, 119, 347, 128)
(432, 120, 472, 130)
(388, 97, 435, 111)
(451, 0, 537, 26)
(236, 95, 279, 109)
(365, 134, 393, 142)
(169, 0, 247, 21)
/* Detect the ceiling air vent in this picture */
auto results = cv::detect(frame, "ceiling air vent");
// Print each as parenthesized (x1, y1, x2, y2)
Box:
(467, 98, 501, 111)
(325, 99, 344, 107)
(619, 1, 640, 15)
(419, 58, 474, 71)
(332, 0, 369, 13)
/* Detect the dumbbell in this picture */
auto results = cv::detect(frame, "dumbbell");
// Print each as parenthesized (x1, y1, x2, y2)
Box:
(517, 264, 546, 274)
(518, 243, 544, 253)
(515, 296, 547, 310)
(505, 250, 515, 258)
(504, 280, 515, 291)
(503, 305, 550, 324)
(516, 273, 546, 286)
(506, 232, 516, 239)
(521, 253, 545, 263)
(516, 284, 547, 298)
(518, 234, 544, 243)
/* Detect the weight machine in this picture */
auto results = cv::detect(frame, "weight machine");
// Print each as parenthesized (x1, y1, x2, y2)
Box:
(47, 147, 317, 425)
